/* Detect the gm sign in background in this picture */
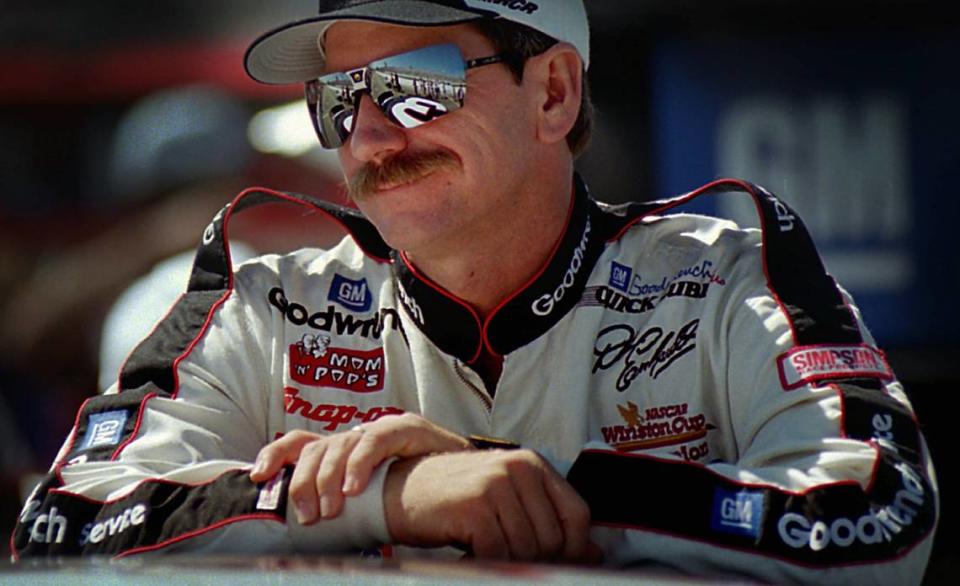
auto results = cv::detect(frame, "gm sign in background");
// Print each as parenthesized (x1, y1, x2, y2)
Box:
(650, 35, 960, 348)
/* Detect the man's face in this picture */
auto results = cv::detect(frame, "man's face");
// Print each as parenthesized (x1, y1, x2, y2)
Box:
(323, 22, 537, 255)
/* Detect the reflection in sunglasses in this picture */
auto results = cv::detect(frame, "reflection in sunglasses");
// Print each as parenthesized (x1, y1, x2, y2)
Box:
(305, 43, 508, 149)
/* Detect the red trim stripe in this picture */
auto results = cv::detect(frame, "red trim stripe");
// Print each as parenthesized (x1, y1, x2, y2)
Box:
(110, 392, 158, 460)
(235, 187, 392, 264)
(115, 514, 285, 558)
(481, 184, 578, 359)
(399, 250, 484, 364)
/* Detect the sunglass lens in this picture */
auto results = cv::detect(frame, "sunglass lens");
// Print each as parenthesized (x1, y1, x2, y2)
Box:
(368, 44, 467, 129)
(308, 72, 357, 148)
(307, 44, 471, 148)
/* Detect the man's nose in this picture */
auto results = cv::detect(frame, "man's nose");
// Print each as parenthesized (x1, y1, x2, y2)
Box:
(347, 94, 407, 163)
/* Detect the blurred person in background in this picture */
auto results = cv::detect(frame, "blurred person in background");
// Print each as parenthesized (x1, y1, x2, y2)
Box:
(92, 86, 258, 392)
(0, 86, 253, 382)
(0, 84, 248, 544)
(0, 83, 340, 538)
(12, 1, 937, 584)
(0, 87, 255, 483)
(0, 84, 342, 399)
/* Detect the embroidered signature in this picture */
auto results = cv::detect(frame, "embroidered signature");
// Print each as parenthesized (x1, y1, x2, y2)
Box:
(593, 319, 699, 391)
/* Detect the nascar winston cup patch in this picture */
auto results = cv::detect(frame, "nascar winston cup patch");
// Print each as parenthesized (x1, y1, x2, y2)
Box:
(777, 344, 893, 390)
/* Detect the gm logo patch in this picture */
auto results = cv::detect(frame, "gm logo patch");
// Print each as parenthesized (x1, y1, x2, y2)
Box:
(80, 410, 128, 450)
(328, 274, 372, 312)
(609, 261, 632, 293)
(710, 487, 765, 539)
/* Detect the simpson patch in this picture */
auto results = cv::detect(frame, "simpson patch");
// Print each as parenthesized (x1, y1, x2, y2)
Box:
(777, 344, 893, 389)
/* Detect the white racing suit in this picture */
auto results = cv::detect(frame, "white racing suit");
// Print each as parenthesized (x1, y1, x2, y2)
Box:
(13, 175, 937, 584)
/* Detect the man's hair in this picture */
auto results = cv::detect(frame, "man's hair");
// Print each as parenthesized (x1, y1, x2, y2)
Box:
(474, 19, 593, 157)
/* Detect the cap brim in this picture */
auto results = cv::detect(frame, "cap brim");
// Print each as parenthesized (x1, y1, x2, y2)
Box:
(245, 1, 490, 85)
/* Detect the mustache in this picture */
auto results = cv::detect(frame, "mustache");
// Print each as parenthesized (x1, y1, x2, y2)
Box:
(347, 150, 459, 200)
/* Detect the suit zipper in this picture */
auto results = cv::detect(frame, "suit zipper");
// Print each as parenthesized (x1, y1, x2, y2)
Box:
(454, 360, 493, 411)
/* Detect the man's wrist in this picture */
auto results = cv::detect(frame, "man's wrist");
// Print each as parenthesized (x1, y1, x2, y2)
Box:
(383, 456, 421, 545)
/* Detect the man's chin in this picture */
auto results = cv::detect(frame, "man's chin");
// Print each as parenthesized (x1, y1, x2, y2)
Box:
(358, 200, 459, 254)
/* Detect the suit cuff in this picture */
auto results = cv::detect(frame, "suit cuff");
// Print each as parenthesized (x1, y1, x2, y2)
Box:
(286, 458, 393, 551)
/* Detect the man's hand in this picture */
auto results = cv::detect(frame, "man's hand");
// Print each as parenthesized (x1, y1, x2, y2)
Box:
(384, 450, 596, 563)
(249, 414, 473, 524)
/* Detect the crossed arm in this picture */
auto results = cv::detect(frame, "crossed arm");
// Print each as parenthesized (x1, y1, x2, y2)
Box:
(249, 413, 598, 562)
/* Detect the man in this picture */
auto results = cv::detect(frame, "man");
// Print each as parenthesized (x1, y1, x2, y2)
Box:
(13, 1, 937, 583)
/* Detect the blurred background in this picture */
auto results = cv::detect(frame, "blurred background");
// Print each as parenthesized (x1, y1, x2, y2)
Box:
(0, 0, 955, 582)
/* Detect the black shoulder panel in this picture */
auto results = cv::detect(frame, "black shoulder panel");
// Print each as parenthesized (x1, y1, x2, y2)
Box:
(189, 188, 390, 294)
(595, 179, 861, 347)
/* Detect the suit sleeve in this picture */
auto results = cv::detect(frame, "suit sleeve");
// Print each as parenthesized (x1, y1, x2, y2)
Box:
(568, 197, 937, 584)
(11, 262, 391, 558)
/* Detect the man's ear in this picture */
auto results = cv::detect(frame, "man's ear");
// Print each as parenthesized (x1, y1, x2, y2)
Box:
(525, 43, 583, 147)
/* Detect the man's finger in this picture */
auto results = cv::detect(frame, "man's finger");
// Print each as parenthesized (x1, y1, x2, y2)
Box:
(314, 433, 362, 518)
(250, 430, 322, 482)
(341, 425, 400, 495)
(511, 466, 565, 559)
(288, 441, 326, 525)
(491, 480, 540, 560)
(468, 510, 511, 560)
(543, 469, 592, 562)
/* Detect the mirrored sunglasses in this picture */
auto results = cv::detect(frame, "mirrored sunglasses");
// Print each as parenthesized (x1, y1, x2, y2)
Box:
(305, 43, 511, 149)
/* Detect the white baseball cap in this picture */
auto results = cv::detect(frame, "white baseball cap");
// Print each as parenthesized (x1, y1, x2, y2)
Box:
(244, 0, 590, 85)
